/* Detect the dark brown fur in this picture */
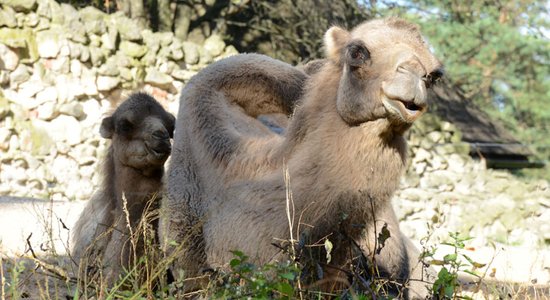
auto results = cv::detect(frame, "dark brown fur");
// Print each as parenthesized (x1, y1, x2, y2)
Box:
(71, 93, 175, 285)
(162, 18, 442, 299)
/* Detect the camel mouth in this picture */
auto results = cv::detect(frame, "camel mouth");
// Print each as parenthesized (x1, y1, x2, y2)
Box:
(382, 97, 426, 123)
(146, 142, 171, 160)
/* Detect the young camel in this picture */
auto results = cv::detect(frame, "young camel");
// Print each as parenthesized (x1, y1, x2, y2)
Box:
(162, 18, 443, 298)
(71, 93, 175, 286)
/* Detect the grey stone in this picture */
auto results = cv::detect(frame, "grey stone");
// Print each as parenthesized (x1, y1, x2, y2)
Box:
(78, 6, 106, 35)
(79, 45, 90, 63)
(2, 0, 37, 12)
(68, 42, 81, 59)
(203, 34, 225, 57)
(50, 154, 80, 185)
(140, 50, 157, 66)
(169, 43, 184, 61)
(119, 67, 132, 81)
(428, 155, 447, 171)
(79, 98, 102, 127)
(89, 46, 106, 66)
(49, 55, 70, 73)
(157, 46, 171, 59)
(141, 29, 157, 46)
(81, 71, 98, 96)
(0, 6, 18, 27)
(0, 44, 19, 71)
(36, 28, 63, 58)
(158, 31, 174, 47)
(67, 19, 88, 44)
(68, 143, 97, 165)
(9, 63, 30, 86)
(182, 41, 200, 65)
(96, 75, 120, 91)
(35, 86, 58, 103)
(47, 0, 64, 24)
(112, 52, 133, 68)
(158, 61, 177, 74)
(412, 147, 431, 163)
(8, 134, 19, 151)
(60, 3, 78, 21)
(144, 67, 173, 86)
(0, 71, 8, 85)
(101, 25, 118, 51)
(15, 120, 55, 155)
(55, 74, 84, 102)
(89, 34, 101, 47)
(98, 57, 120, 76)
(119, 41, 147, 58)
(198, 47, 213, 65)
(111, 12, 142, 41)
(447, 154, 466, 173)
(0, 127, 11, 151)
(171, 69, 197, 81)
(221, 45, 239, 58)
(419, 169, 456, 191)
(0, 92, 9, 119)
(413, 161, 427, 174)
(59, 102, 85, 119)
(36, 101, 57, 120)
(24, 12, 39, 27)
(45, 115, 82, 145)
(36, 0, 51, 18)
(69, 59, 82, 76)
(17, 79, 45, 99)
(0, 27, 31, 49)
(484, 177, 510, 194)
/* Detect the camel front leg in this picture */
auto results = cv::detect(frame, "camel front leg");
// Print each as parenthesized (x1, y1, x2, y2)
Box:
(359, 206, 433, 299)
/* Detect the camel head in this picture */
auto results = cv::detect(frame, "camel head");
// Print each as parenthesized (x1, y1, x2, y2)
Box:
(99, 93, 175, 173)
(325, 17, 443, 130)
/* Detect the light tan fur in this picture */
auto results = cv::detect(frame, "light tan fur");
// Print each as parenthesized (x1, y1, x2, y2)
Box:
(162, 18, 443, 299)
(71, 93, 175, 286)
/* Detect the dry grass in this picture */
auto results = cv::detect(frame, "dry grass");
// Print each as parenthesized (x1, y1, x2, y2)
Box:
(1, 193, 549, 300)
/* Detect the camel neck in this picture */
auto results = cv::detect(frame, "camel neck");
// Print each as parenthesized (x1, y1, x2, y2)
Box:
(282, 66, 408, 207)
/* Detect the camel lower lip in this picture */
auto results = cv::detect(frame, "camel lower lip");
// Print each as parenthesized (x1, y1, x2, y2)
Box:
(382, 98, 425, 123)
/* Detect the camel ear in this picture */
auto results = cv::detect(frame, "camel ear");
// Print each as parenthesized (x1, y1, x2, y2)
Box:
(100, 116, 114, 139)
(324, 26, 351, 63)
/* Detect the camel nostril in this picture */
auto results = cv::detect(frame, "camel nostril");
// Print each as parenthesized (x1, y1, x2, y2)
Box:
(404, 101, 420, 111)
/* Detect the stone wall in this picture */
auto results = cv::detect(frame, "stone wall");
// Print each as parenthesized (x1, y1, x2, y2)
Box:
(1, 0, 549, 250)
(401, 115, 550, 249)
(0, 0, 236, 201)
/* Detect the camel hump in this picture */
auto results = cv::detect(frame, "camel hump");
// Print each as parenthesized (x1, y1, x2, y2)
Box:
(182, 53, 308, 117)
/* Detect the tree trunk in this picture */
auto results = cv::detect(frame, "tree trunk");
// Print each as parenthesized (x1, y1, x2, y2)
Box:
(157, 0, 174, 32)
(116, 0, 131, 16)
(130, 0, 148, 29)
(174, 3, 192, 40)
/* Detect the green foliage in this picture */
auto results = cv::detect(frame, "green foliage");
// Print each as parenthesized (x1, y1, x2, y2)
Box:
(8, 260, 26, 299)
(378, 0, 550, 178)
(214, 250, 299, 299)
(422, 232, 486, 299)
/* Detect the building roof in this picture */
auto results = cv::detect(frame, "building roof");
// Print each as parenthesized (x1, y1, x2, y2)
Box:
(428, 80, 541, 168)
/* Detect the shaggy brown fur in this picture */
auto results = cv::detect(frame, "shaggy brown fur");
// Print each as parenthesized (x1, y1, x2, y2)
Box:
(162, 18, 442, 299)
(71, 93, 175, 285)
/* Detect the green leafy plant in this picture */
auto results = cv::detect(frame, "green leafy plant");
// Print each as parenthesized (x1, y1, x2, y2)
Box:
(214, 250, 299, 299)
(422, 232, 486, 299)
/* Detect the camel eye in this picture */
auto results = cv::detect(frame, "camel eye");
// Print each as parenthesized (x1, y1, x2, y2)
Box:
(117, 119, 134, 134)
(423, 69, 443, 88)
(345, 41, 370, 67)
